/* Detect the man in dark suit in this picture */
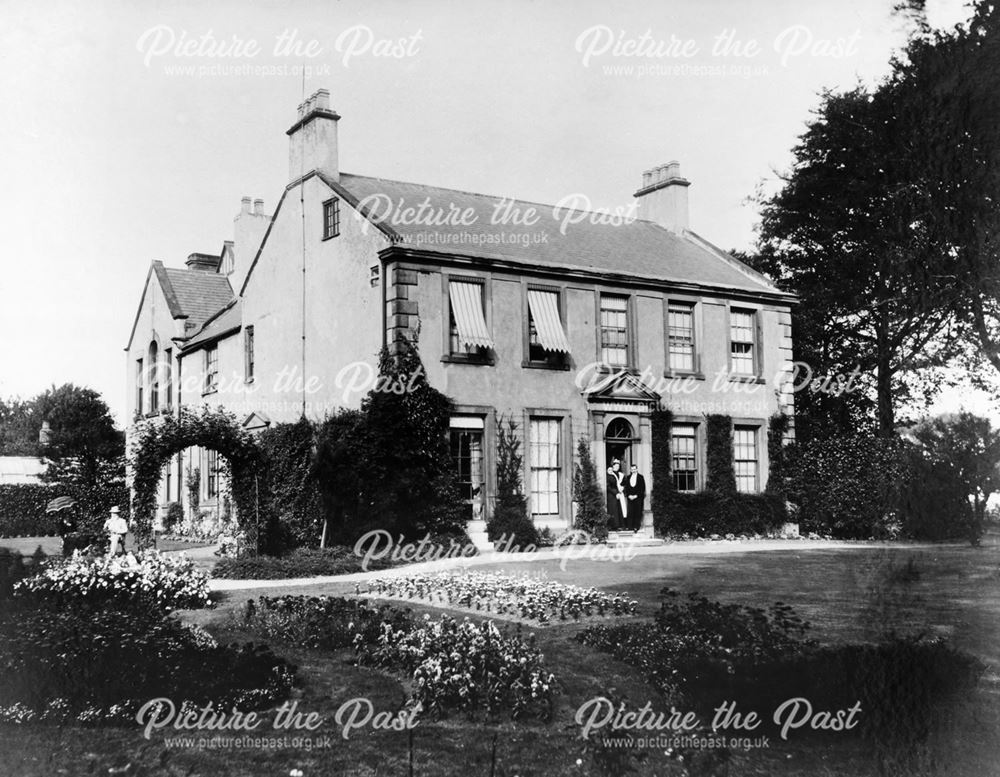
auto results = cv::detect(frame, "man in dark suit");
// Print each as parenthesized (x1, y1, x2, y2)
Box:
(623, 464, 646, 532)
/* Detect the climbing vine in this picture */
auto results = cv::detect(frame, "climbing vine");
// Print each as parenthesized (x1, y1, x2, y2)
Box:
(128, 406, 261, 550)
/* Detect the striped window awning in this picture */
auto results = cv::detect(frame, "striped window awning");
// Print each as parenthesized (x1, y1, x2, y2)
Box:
(527, 290, 571, 354)
(449, 281, 494, 349)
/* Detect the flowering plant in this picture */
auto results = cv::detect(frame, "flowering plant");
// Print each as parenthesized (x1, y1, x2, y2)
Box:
(14, 549, 211, 612)
(359, 571, 637, 624)
(355, 613, 555, 720)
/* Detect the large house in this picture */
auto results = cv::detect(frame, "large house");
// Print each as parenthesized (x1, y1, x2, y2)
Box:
(125, 89, 795, 536)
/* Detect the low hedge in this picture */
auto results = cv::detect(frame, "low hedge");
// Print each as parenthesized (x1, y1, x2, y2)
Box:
(213, 546, 399, 580)
(653, 491, 786, 538)
(0, 484, 61, 537)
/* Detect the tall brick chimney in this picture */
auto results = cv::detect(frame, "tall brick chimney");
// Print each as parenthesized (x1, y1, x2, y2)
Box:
(287, 88, 340, 183)
(634, 161, 690, 234)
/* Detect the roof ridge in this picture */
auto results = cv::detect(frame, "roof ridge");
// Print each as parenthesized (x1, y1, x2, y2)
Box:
(340, 171, 654, 223)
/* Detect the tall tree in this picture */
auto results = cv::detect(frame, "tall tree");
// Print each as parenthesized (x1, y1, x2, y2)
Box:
(887, 2, 1000, 378)
(755, 86, 959, 436)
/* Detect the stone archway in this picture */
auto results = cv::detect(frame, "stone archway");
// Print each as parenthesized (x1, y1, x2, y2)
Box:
(128, 406, 261, 550)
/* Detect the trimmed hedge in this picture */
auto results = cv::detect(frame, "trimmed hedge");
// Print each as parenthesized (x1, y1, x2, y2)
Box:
(654, 491, 786, 537)
(0, 484, 61, 537)
(213, 546, 398, 580)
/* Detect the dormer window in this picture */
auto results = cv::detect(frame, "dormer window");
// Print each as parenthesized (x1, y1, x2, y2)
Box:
(323, 197, 340, 239)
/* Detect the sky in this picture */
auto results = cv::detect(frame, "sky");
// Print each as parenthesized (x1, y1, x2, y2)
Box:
(0, 0, 981, 426)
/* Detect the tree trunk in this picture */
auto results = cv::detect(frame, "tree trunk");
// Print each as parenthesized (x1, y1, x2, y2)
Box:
(876, 313, 895, 436)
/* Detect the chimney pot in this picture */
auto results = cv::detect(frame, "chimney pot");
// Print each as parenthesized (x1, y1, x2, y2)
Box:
(253, 198, 264, 215)
(287, 88, 340, 182)
(634, 159, 690, 234)
(240, 196, 252, 214)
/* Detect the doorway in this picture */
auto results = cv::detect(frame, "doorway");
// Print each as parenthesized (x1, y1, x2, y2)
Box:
(604, 416, 635, 474)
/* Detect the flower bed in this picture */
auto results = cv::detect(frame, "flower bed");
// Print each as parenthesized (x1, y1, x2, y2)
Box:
(356, 614, 555, 720)
(235, 595, 412, 650)
(0, 606, 295, 725)
(14, 549, 211, 612)
(357, 571, 637, 624)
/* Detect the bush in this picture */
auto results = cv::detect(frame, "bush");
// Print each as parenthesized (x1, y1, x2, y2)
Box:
(785, 435, 909, 538)
(579, 587, 812, 701)
(654, 491, 786, 537)
(0, 548, 40, 602)
(313, 341, 467, 544)
(256, 418, 325, 554)
(236, 595, 412, 650)
(15, 549, 211, 613)
(61, 531, 104, 556)
(0, 606, 295, 724)
(213, 546, 398, 580)
(578, 590, 981, 751)
(164, 501, 184, 532)
(488, 417, 539, 549)
(785, 435, 973, 540)
(898, 450, 972, 541)
(356, 614, 555, 720)
(572, 437, 608, 541)
(0, 484, 61, 537)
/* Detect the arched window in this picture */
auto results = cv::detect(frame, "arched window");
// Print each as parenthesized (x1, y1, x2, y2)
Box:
(147, 340, 159, 413)
(605, 417, 635, 441)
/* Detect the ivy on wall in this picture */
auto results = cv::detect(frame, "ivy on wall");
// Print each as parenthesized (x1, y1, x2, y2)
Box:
(650, 407, 674, 520)
(128, 406, 261, 550)
(766, 413, 790, 497)
(705, 414, 736, 494)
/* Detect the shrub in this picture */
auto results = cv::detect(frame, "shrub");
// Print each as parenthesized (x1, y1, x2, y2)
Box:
(766, 413, 790, 496)
(15, 549, 211, 613)
(0, 484, 61, 537)
(579, 587, 812, 701)
(578, 589, 981, 750)
(61, 531, 104, 556)
(653, 491, 786, 537)
(898, 450, 972, 541)
(784, 435, 909, 538)
(256, 418, 324, 554)
(0, 607, 295, 723)
(313, 341, 467, 544)
(213, 546, 399, 580)
(356, 614, 555, 720)
(572, 437, 608, 541)
(0, 548, 39, 602)
(488, 417, 539, 549)
(236, 595, 412, 650)
(164, 501, 184, 532)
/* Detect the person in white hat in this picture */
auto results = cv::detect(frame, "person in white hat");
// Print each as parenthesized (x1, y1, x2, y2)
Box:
(103, 506, 128, 556)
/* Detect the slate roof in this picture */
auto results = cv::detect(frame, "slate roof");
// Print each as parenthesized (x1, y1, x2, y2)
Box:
(182, 299, 242, 351)
(157, 264, 234, 325)
(331, 173, 788, 298)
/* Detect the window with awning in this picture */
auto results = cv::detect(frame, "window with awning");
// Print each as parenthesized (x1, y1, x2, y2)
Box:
(527, 289, 571, 356)
(448, 280, 493, 352)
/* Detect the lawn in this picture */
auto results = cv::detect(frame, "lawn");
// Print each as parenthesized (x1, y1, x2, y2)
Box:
(2, 540, 998, 777)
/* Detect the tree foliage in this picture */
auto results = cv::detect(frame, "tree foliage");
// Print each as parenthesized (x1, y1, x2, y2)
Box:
(910, 411, 1000, 544)
(572, 437, 608, 541)
(488, 415, 539, 548)
(313, 339, 466, 545)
